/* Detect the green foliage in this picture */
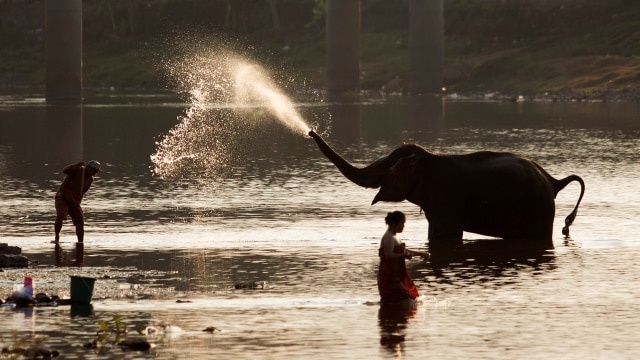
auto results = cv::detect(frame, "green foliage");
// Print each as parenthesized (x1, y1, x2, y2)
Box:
(309, 0, 326, 29)
(0, 0, 639, 95)
(86, 315, 135, 353)
(96, 316, 128, 340)
(97, 320, 109, 333)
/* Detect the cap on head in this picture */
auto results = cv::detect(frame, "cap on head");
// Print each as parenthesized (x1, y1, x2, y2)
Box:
(87, 160, 101, 172)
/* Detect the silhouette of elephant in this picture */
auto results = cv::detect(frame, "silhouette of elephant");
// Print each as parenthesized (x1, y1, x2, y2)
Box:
(309, 130, 585, 252)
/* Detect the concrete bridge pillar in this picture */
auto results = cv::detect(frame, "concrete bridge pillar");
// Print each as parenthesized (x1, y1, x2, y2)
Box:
(409, 0, 444, 95)
(46, 0, 82, 101)
(326, 0, 360, 98)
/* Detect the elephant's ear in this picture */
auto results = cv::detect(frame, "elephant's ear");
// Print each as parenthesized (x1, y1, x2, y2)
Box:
(371, 155, 418, 205)
(390, 155, 418, 194)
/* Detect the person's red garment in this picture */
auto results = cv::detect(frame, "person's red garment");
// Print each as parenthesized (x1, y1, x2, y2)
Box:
(377, 245, 419, 303)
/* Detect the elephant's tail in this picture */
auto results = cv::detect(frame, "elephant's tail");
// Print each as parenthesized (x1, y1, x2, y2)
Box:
(554, 175, 585, 238)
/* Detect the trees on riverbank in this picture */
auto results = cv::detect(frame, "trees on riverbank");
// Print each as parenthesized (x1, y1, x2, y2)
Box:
(1, 0, 638, 99)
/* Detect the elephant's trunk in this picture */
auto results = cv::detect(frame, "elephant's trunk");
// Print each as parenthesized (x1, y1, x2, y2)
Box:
(308, 130, 386, 188)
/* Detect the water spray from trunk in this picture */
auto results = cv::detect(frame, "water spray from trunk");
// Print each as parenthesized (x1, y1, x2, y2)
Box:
(150, 35, 314, 179)
(233, 61, 311, 135)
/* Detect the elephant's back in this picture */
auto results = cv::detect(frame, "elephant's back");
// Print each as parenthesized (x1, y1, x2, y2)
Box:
(455, 152, 555, 235)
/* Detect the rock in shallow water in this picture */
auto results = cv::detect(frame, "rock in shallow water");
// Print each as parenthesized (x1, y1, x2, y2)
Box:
(0, 254, 29, 268)
(0, 244, 28, 268)
(0, 243, 21, 255)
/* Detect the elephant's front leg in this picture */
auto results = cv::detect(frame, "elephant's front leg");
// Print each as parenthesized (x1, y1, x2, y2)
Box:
(427, 221, 463, 257)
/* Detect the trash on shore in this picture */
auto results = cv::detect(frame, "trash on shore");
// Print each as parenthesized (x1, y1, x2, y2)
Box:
(2, 275, 95, 308)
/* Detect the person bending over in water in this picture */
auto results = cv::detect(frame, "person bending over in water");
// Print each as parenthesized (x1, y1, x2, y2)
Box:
(54, 160, 101, 243)
(377, 211, 429, 304)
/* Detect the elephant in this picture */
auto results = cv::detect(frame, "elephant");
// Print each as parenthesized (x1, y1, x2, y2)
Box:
(308, 130, 585, 252)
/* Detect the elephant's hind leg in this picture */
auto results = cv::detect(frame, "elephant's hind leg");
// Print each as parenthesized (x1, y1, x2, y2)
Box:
(519, 227, 554, 249)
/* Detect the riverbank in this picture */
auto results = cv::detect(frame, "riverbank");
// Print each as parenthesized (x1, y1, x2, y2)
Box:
(1, 2, 639, 102)
(2, 46, 637, 104)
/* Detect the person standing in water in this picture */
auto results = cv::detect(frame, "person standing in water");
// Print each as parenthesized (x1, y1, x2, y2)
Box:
(54, 160, 101, 243)
(377, 211, 429, 304)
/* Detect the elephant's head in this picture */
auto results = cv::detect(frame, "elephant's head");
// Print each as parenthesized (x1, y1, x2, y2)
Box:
(371, 154, 421, 204)
(308, 130, 427, 205)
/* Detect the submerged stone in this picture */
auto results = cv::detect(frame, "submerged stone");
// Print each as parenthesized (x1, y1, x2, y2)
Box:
(0, 244, 28, 268)
(118, 339, 151, 351)
(0, 243, 21, 255)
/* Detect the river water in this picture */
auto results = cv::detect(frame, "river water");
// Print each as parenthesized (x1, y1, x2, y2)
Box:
(0, 94, 639, 359)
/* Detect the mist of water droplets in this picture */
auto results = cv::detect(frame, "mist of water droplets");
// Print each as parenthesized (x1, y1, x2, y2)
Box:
(151, 35, 313, 180)
(232, 62, 310, 135)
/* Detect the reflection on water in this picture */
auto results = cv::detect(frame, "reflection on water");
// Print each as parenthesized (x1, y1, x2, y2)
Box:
(54, 242, 84, 267)
(409, 94, 445, 136)
(0, 96, 639, 358)
(45, 101, 83, 170)
(378, 304, 417, 357)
